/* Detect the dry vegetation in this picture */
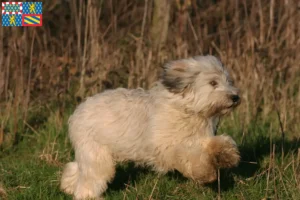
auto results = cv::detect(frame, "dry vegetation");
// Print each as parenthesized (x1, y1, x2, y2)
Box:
(0, 0, 300, 199)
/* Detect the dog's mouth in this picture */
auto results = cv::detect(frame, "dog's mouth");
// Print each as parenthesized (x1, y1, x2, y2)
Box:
(227, 101, 241, 109)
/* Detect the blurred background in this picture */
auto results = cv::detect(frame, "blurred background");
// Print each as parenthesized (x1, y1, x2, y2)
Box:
(0, 0, 299, 199)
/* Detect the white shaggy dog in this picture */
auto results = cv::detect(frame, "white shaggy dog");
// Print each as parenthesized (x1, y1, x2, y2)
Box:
(61, 55, 241, 199)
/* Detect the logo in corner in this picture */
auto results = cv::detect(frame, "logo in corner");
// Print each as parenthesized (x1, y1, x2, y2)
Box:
(1, 2, 42, 27)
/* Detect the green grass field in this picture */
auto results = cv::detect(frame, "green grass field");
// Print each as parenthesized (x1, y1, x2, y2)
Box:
(0, 105, 299, 200)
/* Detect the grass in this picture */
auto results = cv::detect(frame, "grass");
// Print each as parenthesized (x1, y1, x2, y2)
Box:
(0, 106, 299, 200)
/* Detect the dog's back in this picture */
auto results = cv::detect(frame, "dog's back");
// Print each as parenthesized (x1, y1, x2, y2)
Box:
(68, 88, 155, 161)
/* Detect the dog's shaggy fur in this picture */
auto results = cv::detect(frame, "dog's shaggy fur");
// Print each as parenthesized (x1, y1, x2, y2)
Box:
(61, 55, 241, 199)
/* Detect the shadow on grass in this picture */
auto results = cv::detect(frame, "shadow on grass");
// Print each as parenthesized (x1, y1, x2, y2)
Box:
(107, 163, 189, 195)
(107, 162, 149, 192)
(106, 136, 299, 194)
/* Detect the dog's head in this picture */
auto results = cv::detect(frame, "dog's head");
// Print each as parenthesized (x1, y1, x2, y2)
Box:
(161, 55, 240, 117)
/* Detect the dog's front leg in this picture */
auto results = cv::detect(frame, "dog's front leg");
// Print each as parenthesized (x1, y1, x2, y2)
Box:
(172, 134, 239, 184)
(173, 144, 217, 183)
(205, 134, 240, 169)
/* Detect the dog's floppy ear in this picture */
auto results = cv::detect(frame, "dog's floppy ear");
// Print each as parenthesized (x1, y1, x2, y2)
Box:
(161, 59, 199, 93)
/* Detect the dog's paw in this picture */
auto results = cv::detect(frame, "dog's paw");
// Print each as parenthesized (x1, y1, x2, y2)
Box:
(207, 135, 240, 168)
(74, 189, 101, 200)
(61, 185, 75, 195)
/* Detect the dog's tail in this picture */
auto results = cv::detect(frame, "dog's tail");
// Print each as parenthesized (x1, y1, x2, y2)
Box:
(60, 162, 79, 194)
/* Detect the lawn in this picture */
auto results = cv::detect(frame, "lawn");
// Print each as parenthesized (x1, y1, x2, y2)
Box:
(0, 105, 299, 200)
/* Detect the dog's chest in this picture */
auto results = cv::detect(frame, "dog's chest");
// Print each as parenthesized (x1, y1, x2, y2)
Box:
(153, 112, 215, 141)
(180, 116, 215, 137)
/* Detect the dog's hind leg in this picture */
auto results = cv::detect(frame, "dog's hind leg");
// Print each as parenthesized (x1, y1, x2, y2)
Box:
(61, 161, 80, 195)
(63, 142, 115, 200)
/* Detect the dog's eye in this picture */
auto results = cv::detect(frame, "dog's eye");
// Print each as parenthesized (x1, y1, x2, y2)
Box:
(209, 80, 218, 87)
(227, 78, 234, 85)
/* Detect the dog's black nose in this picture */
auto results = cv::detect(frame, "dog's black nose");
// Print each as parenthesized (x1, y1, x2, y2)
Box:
(231, 95, 240, 103)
